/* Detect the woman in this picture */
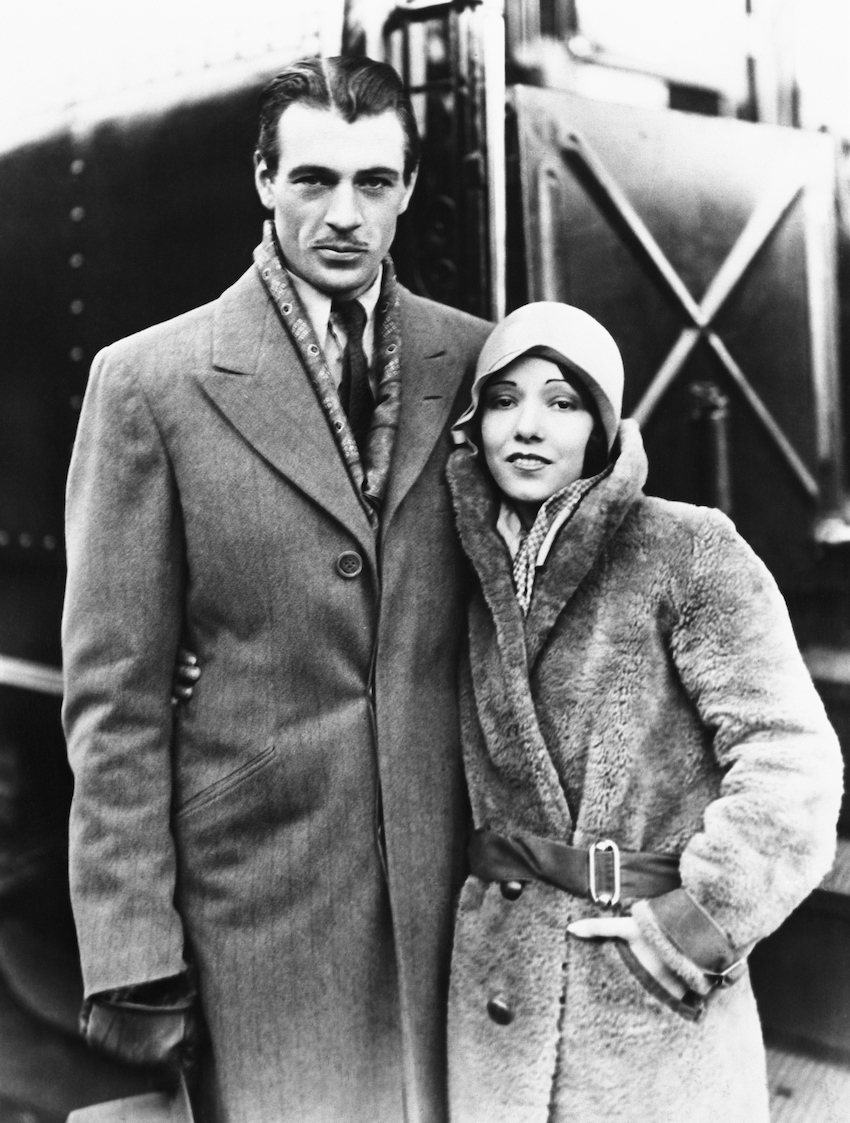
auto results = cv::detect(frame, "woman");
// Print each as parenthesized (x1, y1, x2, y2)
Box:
(444, 302, 842, 1123)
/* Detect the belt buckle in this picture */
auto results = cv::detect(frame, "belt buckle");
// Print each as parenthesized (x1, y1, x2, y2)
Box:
(588, 838, 621, 907)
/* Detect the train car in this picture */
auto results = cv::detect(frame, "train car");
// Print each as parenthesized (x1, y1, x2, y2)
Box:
(0, 1, 848, 1118)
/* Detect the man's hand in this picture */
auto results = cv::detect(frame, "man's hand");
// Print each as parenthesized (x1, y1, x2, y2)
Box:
(171, 648, 201, 706)
(82, 973, 199, 1081)
(567, 915, 688, 1000)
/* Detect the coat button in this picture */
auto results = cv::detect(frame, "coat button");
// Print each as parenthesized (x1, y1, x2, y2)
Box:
(487, 996, 514, 1026)
(336, 551, 363, 578)
(500, 880, 524, 901)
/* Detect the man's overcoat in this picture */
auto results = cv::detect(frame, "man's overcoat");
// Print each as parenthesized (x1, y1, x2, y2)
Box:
(62, 263, 490, 1123)
(444, 422, 842, 1123)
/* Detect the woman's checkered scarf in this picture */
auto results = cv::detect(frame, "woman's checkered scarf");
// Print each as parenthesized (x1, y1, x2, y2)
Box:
(254, 222, 402, 526)
(511, 471, 608, 615)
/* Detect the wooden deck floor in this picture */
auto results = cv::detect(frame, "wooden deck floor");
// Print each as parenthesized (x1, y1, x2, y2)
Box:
(767, 1042, 850, 1123)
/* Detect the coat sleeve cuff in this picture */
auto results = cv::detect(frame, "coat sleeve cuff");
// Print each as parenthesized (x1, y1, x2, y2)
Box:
(648, 888, 741, 970)
(630, 898, 714, 995)
(633, 887, 748, 993)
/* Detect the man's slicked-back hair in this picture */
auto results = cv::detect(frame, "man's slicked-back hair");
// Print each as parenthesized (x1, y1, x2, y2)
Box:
(257, 55, 421, 182)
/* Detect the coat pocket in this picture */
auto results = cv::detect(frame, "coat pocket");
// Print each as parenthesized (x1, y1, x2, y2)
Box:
(175, 742, 277, 820)
(614, 939, 706, 1022)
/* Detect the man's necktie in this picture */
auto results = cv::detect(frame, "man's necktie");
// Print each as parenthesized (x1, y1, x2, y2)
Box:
(332, 298, 373, 453)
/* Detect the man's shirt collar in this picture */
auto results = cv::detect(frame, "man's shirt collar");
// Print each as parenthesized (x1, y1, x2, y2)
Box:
(287, 268, 383, 365)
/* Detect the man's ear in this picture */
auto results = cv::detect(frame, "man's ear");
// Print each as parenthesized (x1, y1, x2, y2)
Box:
(254, 151, 275, 211)
(399, 165, 419, 215)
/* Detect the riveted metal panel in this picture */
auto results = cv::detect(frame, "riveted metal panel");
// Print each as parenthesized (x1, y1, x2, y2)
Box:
(0, 85, 267, 664)
(511, 84, 841, 601)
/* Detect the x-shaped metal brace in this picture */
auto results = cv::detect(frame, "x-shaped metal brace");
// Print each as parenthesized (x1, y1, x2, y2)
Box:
(560, 132, 818, 500)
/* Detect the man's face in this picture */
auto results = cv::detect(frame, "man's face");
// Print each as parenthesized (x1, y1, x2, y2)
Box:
(254, 104, 417, 300)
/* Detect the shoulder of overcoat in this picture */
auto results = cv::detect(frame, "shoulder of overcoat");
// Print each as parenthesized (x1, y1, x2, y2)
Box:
(397, 285, 492, 364)
(615, 493, 755, 581)
(616, 492, 730, 546)
(95, 266, 267, 379)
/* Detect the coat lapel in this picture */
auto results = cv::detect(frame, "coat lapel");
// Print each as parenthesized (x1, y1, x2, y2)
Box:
(196, 268, 376, 560)
(446, 449, 526, 661)
(381, 289, 470, 536)
(447, 450, 574, 837)
(446, 425, 649, 838)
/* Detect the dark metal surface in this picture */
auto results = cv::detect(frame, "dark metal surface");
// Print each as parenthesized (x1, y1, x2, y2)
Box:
(0, 86, 268, 666)
(387, 4, 490, 317)
(689, 382, 733, 515)
(511, 84, 846, 616)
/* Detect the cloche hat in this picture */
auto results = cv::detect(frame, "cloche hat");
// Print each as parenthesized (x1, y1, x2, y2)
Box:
(452, 302, 624, 452)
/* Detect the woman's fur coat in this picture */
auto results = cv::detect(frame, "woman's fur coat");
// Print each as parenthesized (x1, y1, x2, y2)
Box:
(445, 421, 842, 1123)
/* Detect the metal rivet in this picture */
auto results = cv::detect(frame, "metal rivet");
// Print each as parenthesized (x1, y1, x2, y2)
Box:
(70, 299, 84, 315)
(69, 346, 84, 362)
(486, 997, 514, 1026)
(19, 533, 32, 548)
(308, 344, 319, 354)
(69, 252, 84, 268)
(70, 206, 85, 222)
(282, 303, 292, 314)
(263, 269, 270, 277)
(334, 421, 344, 431)
(386, 344, 397, 353)
(70, 159, 85, 175)
(500, 880, 524, 901)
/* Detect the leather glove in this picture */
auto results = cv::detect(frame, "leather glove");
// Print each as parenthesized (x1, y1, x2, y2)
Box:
(81, 972, 199, 1083)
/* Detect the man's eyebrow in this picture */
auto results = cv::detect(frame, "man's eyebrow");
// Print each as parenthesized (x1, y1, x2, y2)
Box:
(286, 164, 402, 181)
(287, 164, 336, 178)
(355, 166, 402, 179)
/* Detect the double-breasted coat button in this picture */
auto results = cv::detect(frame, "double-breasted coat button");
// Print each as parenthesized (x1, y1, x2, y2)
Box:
(500, 880, 524, 901)
(336, 551, 363, 578)
(487, 996, 514, 1025)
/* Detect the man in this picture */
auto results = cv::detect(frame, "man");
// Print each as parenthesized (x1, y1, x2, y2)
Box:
(62, 56, 491, 1123)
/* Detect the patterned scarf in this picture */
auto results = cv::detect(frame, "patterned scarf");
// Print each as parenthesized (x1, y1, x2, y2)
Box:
(510, 469, 610, 615)
(253, 222, 403, 525)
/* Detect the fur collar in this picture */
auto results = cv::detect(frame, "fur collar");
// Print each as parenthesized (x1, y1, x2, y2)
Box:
(446, 421, 648, 837)
(447, 419, 649, 668)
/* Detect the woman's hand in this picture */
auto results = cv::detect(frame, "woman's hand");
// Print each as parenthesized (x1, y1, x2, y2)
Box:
(171, 648, 200, 706)
(567, 915, 688, 1000)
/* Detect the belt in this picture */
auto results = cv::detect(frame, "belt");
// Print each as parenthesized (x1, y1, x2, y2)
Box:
(468, 828, 681, 907)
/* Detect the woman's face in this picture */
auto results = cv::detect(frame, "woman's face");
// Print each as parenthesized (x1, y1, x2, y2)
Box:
(480, 355, 595, 523)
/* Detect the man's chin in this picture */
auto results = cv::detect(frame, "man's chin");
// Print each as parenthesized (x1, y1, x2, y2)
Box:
(310, 264, 378, 300)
